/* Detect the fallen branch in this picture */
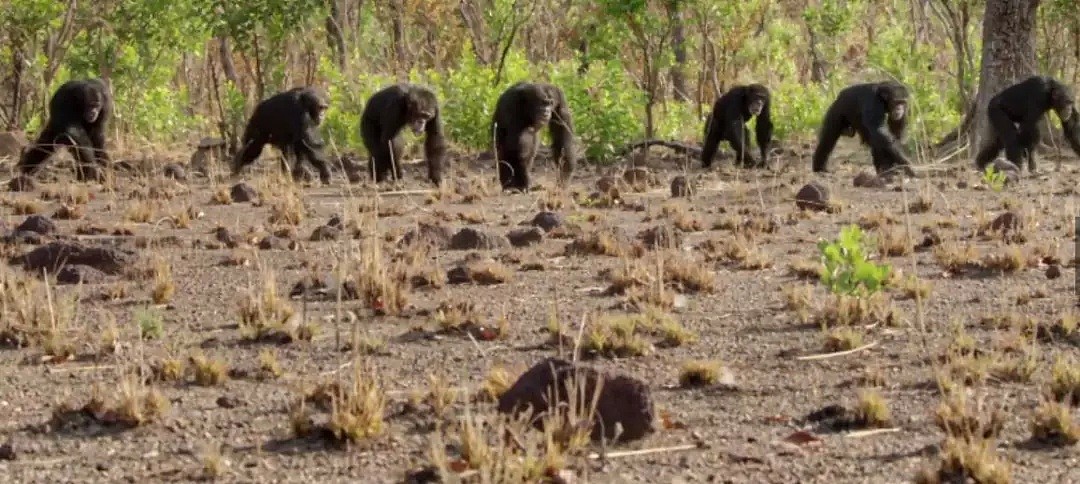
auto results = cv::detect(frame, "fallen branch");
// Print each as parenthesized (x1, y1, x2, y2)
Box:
(613, 139, 703, 159)
(844, 427, 901, 439)
(795, 341, 880, 361)
(588, 443, 701, 460)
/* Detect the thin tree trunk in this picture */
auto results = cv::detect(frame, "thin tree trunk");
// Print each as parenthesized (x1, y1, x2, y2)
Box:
(969, 0, 1042, 157)
(667, 0, 689, 102)
(326, 0, 347, 71)
(390, 1, 408, 78)
(217, 37, 239, 85)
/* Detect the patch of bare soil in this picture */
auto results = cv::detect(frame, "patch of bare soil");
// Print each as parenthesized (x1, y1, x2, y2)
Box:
(1, 147, 1079, 483)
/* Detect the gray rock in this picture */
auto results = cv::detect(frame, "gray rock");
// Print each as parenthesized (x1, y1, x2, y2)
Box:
(795, 182, 830, 211)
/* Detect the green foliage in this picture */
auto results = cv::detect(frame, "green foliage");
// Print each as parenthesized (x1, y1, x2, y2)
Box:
(865, 23, 962, 144)
(802, 0, 858, 38)
(982, 165, 1007, 192)
(136, 308, 164, 340)
(817, 225, 891, 297)
(423, 51, 531, 151)
(551, 60, 647, 162)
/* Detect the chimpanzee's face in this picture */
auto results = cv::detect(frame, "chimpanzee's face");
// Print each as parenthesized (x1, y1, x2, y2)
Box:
(84, 92, 103, 123)
(534, 97, 554, 127)
(747, 97, 764, 117)
(889, 101, 907, 121)
(409, 109, 434, 134)
(302, 93, 328, 126)
(407, 92, 438, 134)
(1054, 95, 1074, 123)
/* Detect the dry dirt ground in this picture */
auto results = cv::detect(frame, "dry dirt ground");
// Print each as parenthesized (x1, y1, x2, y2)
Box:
(0, 144, 1079, 484)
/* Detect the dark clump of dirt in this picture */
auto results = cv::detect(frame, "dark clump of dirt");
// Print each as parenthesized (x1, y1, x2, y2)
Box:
(498, 357, 656, 443)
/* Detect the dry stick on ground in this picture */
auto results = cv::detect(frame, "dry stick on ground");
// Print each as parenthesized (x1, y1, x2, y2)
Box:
(844, 427, 901, 439)
(795, 341, 881, 361)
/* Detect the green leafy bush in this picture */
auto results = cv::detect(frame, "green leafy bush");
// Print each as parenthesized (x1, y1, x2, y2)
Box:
(818, 225, 891, 297)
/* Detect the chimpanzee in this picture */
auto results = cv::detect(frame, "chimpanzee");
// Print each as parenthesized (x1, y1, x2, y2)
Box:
(701, 84, 773, 169)
(231, 87, 333, 184)
(491, 82, 577, 192)
(974, 75, 1080, 172)
(359, 83, 447, 185)
(18, 78, 113, 180)
(812, 81, 913, 176)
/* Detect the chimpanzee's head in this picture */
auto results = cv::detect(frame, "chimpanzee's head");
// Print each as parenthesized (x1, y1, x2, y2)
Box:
(1049, 81, 1075, 123)
(877, 82, 909, 122)
(521, 84, 555, 128)
(405, 87, 439, 135)
(82, 86, 105, 123)
(299, 88, 329, 126)
(744, 84, 770, 118)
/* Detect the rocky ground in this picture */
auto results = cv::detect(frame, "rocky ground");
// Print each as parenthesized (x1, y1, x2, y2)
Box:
(0, 144, 1078, 484)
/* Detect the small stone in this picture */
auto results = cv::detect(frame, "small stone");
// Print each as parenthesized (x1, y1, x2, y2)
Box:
(989, 211, 1022, 234)
(446, 266, 471, 285)
(795, 182, 830, 211)
(213, 227, 240, 248)
(622, 167, 654, 190)
(229, 183, 258, 203)
(258, 236, 290, 251)
(309, 225, 342, 242)
(0, 441, 15, 461)
(55, 264, 108, 285)
(162, 163, 187, 181)
(530, 211, 564, 232)
(853, 171, 885, 188)
(449, 227, 509, 250)
(399, 223, 454, 250)
(670, 176, 693, 197)
(215, 395, 243, 409)
(638, 224, 683, 250)
(1046, 265, 1062, 280)
(507, 227, 544, 247)
(16, 215, 56, 235)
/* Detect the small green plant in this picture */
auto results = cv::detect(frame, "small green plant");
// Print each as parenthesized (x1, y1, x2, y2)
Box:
(817, 225, 891, 297)
(136, 308, 164, 340)
(982, 165, 1007, 191)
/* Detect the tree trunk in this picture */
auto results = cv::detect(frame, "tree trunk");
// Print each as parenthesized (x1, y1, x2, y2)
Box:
(969, 0, 1041, 158)
(390, 1, 408, 78)
(667, 0, 689, 102)
(326, 0, 347, 71)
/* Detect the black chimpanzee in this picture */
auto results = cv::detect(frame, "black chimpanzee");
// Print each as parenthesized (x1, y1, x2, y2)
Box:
(701, 84, 773, 169)
(359, 83, 448, 185)
(18, 78, 113, 180)
(231, 87, 333, 184)
(491, 82, 577, 192)
(974, 75, 1080, 172)
(812, 81, 913, 176)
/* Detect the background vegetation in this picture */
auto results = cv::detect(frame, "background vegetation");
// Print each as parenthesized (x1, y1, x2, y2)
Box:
(1, 0, 1079, 163)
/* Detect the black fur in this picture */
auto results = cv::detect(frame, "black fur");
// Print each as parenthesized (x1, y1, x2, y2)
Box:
(359, 83, 447, 185)
(18, 78, 112, 180)
(812, 81, 912, 175)
(231, 87, 332, 183)
(974, 75, 1080, 172)
(701, 84, 773, 168)
(491, 82, 577, 192)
